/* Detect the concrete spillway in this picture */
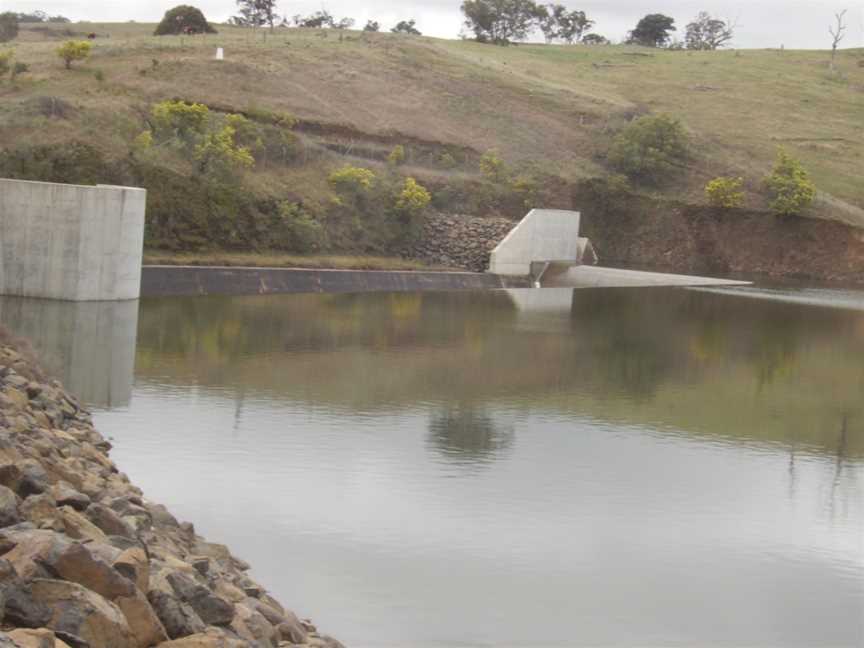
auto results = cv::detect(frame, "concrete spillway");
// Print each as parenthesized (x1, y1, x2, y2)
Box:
(488, 208, 750, 289)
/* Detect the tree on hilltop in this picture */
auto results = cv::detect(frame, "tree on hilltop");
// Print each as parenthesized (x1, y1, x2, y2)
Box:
(0, 12, 19, 43)
(685, 12, 733, 50)
(391, 19, 421, 35)
(154, 5, 217, 35)
(537, 4, 593, 44)
(828, 10, 847, 72)
(627, 14, 676, 47)
(232, 0, 278, 29)
(461, 0, 544, 45)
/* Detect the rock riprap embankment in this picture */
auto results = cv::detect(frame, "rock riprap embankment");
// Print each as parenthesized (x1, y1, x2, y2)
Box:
(405, 213, 515, 273)
(0, 343, 344, 648)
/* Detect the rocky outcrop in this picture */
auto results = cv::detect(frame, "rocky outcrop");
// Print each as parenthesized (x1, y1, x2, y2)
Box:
(0, 343, 344, 648)
(405, 213, 516, 273)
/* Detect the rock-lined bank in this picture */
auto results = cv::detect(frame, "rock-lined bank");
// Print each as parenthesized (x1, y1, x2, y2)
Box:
(404, 213, 515, 273)
(0, 342, 344, 648)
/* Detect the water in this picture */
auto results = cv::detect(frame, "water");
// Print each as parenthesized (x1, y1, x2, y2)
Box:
(4, 287, 862, 647)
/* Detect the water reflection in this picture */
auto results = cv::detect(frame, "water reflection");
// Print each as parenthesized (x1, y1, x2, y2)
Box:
(91, 287, 864, 648)
(0, 296, 138, 408)
(427, 404, 515, 468)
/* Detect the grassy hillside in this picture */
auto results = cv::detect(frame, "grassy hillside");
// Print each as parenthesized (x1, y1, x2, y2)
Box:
(2, 22, 863, 249)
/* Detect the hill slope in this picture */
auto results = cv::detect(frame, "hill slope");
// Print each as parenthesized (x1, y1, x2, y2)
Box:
(2, 23, 863, 242)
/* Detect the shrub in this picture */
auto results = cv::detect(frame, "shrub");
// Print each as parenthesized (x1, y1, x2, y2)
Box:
(608, 113, 689, 184)
(56, 40, 91, 69)
(387, 144, 406, 166)
(479, 149, 508, 182)
(0, 12, 18, 43)
(765, 149, 816, 216)
(277, 203, 324, 252)
(328, 165, 377, 200)
(94, 69, 105, 82)
(151, 100, 210, 140)
(154, 5, 217, 35)
(193, 122, 255, 175)
(393, 177, 431, 222)
(132, 130, 154, 153)
(0, 50, 11, 78)
(11, 61, 27, 80)
(705, 176, 744, 208)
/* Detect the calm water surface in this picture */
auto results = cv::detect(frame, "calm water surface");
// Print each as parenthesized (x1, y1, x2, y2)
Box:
(9, 287, 864, 647)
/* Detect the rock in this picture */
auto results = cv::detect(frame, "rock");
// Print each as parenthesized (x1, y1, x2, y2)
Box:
(6, 628, 58, 648)
(58, 507, 107, 543)
(0, 529, 68, 580)
(52, 542, 136, 600)
(152, 628, 246, 647)
(146, 590, 206, 640)
(1, 567, 53, 629)
(0, 484, 20, 528)
(273, 609, 307, 645)
(165, 571, 234, 626)
(229, 602, 277, 647)
(29, 578, 135, 648)
(51, 483, 90, 512)
(85, 504, 135, 540)
(113, 548, 149, 593)
(146, 504, 178, 529)
(18, 493, 57, 528)
(114, 588, 168, 648)
(18, 462, 50, 498)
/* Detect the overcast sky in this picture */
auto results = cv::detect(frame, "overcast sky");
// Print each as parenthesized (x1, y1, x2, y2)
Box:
(7, 0, 864, 49)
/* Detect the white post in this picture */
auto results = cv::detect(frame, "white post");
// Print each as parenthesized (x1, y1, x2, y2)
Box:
(215, 47, 224, 60)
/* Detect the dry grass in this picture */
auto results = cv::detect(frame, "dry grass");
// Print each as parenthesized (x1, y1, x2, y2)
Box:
(2, 22, 863, 221)
(142, 251, 448, 271)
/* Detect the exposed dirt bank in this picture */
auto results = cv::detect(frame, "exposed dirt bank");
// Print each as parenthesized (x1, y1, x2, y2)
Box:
(0, 339, 344, 648)
(576, 191, 864, 285)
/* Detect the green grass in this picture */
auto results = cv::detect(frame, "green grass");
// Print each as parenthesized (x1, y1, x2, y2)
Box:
(142, 251, 444, 271)
(2, 22, 863, 225)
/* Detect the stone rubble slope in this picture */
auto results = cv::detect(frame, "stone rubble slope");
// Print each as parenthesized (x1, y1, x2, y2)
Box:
(0, 344, 344, 648)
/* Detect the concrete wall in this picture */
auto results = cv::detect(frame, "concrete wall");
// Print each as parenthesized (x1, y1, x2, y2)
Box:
(0, 179, 146, 301)
(488, 209, 582, 276)
(141, 266, 530, 297)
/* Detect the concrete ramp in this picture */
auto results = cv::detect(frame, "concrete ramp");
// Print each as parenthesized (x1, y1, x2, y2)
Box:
(542, 265, 751, 288)
(489, 209, 584, 276)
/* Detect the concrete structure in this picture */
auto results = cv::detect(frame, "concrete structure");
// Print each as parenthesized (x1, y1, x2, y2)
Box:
(0, 178, 146, 301)
(0, 296, 138, 408)
(540, 265, 751, 288)
(141, 265, 530, 297)
(489, 209, 591, 276)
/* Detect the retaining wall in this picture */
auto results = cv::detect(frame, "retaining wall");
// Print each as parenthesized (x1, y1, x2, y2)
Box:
(488, 209, 583, 275)
(141, 266, 529, 297)
(0, 178, 146, 301)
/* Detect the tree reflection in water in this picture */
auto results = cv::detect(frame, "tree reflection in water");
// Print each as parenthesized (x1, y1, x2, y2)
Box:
(427, 404, 515, 469)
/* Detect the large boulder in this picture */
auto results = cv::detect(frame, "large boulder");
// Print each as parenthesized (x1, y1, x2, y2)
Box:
(229, 602, 277, 647)
(51, 542, 136, 600)
(0, 485, 20, 528)
(165, 571, 234, 626)
(113, 547, 149, 593)
(86, 504, 135, 539)
(114, 588, 168, 648)
(152, 628, 245, 647)
(6, 628, 72, 648)
(28, 579, 136, 648)
(147, 590, 207, 640)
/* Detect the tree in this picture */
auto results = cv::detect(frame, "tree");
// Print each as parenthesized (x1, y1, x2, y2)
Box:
(233, 0, 277, 29)
(293, 11, 333, 28)
(685, 12, 733, 50)
(154, 5, 217, 35)
(363, 20, 380, 32)
(765, 149, 816, 216)
(391, 19, 421, 35)
(0, 12, 18, 43)
(461, 0, 544, 45)
(828, 10, 847, 72)
(332, 17, 355, 30)
(608, 113, 689, 184)
(537, 4, 593, 44)
(56, 40, 91, 69)
(582, 33, 609, 45)
(705, 176, 744, 208)
(627, 13, 676, 47)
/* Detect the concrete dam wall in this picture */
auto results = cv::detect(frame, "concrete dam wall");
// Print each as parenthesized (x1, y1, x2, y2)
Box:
(0, 178, 146, 301)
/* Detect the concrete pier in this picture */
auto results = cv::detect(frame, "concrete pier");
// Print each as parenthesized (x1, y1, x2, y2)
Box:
(489, 209, 589, 276)
(0, 178, 146, 301)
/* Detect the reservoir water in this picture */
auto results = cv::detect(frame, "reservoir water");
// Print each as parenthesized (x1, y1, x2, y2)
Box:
(5, 286, 862, 647)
